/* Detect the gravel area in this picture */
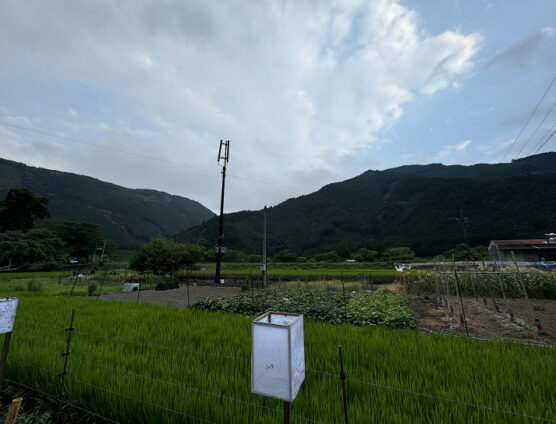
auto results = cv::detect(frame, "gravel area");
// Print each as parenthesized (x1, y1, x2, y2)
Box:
(100, 284, 241, 309)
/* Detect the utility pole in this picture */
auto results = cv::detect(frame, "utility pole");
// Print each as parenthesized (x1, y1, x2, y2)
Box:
(455, 210, 472, 261)
(261, 206, 267, 287)
(215, 140, 230, 284)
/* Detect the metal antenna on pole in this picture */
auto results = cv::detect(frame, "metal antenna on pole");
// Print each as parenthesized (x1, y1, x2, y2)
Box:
(261, 206, 267, 287)
(215, 140, 230, 284)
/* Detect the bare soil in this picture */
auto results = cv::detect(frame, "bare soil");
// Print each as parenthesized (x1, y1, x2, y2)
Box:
(409, 294, 555, 345)
(100, 284, 241, 309)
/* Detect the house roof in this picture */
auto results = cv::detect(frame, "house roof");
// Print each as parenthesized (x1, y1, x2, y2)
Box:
(490, 239, 556, 250)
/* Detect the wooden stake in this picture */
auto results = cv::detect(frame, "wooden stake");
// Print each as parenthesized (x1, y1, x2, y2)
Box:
(452, 255, 469, 336)
(57, 309, 75, 424)
(5, 397, 22, 424)
(338, 345, 349, 424)
(0, 332, 13, 384)
(284, 401, 291, 424)
(511, 251, 534, 314)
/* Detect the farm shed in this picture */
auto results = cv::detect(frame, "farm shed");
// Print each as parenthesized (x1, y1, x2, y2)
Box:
(489, 236, 556, 262)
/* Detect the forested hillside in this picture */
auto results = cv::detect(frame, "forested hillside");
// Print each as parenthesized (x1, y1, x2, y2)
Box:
(175, 153, 556, 257)
(0, 158, 214, 248)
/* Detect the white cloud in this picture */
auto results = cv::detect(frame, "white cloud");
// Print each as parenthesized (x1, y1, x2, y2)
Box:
(436, 139, 472, 159)
(0, 0, 481, 211)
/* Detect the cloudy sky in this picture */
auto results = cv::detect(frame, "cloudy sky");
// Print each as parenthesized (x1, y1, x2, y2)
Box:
(1, 0, 555, 212)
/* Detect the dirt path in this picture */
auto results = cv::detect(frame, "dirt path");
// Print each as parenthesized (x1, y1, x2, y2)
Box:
(409, 295, 555, 344)
(100, 285, 241, 309)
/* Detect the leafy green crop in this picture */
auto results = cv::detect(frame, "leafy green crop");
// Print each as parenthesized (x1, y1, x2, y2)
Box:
(194, 288, 414, 328)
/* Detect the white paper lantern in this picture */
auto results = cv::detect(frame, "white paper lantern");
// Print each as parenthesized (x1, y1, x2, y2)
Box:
(251, 312, 305, 402)
(0, 298, 18, 334)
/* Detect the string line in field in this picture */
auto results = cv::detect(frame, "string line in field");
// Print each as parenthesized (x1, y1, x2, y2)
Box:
(73, 329, 250, 362)
(70, 355, 323, 424)
(3, 378, 121, 424)
(70, 356, 281, 414)
(17, 316, 67, 330)
(11, 339, 66, 357)
(66, 376, 219, 424)
(8, 358, 60, 376)
(307, 369, 556, 423)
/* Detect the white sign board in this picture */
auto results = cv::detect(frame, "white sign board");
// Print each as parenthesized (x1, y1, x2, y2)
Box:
(122, 283, 140, 292)
(251, 312, 305, 402)
(0, 298, 18, 334)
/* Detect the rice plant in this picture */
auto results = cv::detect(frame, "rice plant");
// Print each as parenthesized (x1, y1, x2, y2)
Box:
(2, 296, 554, 423)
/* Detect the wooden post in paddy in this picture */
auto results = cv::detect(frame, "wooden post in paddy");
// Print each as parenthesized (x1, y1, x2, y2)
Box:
(338, 345, 349, 424)
(56, 309, 75, 424)
(0, 331, 13, 385)
(284, 401, 291, 424)
(5, 397, 22, 424)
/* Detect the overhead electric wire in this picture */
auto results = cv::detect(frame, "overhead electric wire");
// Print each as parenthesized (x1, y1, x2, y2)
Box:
(533, 128, 556, 155)
(517, 100, 556, 157)
(501, 73, 556, 161)
(0, 121, 301, 193)
(531, 120, 556, 155)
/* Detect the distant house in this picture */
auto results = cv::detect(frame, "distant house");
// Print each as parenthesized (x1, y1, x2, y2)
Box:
(489, 235, 556, 262)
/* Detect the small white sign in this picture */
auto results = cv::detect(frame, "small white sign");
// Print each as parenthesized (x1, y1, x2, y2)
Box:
(251, 312, 305, 402)
(0, 298, 18, 334)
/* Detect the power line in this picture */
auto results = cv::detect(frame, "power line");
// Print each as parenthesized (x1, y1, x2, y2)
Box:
(0, 121, 301, 193)
(531, 120, 556, 155)
(502, 73, 556, 162)
(517, 101, 556, 157)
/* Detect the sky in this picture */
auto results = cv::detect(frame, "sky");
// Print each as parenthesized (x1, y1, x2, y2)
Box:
(1, 0, 555, 213)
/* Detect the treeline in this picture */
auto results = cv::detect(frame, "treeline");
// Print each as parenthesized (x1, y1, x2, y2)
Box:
(0, 188, 110, 270)
(200, 243, 488, 264)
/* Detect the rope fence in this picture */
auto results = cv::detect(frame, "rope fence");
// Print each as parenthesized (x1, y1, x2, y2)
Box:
(4, 315, 555, 424)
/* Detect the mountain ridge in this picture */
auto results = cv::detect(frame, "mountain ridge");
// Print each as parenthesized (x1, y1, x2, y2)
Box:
(0, 158, 215, 248)
(175, 152, 556, 257)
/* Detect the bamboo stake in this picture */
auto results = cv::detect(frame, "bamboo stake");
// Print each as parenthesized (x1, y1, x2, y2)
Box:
(452, 255, 469, 336)
(5, 397, 22, 424)
(511, 251, 534, 315)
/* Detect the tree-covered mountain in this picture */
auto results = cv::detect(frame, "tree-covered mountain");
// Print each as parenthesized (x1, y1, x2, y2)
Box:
(0, 158, 214, 248)
(175, 152, 556, 257)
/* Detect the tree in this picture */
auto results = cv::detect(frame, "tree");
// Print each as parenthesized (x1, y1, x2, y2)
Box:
(130, 238, 204, 275)
(273, 249, 297, 262)
(312, 251, 340, 262)
(352, 248, 378, 262)
(0, 228, 64, 265)
(41, 221, 107, 259)
(382, 247, 416, 262)
(0, 188, 49, 232)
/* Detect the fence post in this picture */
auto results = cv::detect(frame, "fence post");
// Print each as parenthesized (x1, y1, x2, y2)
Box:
(338, 345, 349, 424)
(284, 401, 291, 424)
(57, 309, 75, 424)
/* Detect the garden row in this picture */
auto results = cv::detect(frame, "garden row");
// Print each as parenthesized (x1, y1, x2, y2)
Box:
(408, 272, 556, 299)
(193, 288, 416, 328)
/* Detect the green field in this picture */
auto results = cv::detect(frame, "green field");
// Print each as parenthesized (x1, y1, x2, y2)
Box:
(1, 295, 554, 423)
